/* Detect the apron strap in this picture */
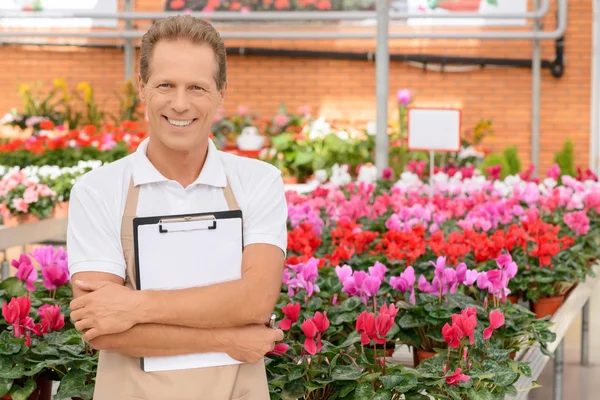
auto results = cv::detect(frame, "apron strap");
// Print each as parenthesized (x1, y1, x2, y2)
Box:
(124, 176, 140, 216)
(223, 179, 240, 211)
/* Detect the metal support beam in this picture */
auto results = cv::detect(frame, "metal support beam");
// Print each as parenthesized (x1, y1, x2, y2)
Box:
(375, 0, 389, 175)
(0, 0, 568, 41)
(0, 1, 551, 21)
(554, 340, 564, 400)
(124, 0, 134, 82)
(581, 300, 590, 366)
(531, 0, 542, 174)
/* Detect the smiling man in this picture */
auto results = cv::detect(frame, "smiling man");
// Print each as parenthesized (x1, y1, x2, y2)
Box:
(66, 16, 286, 400)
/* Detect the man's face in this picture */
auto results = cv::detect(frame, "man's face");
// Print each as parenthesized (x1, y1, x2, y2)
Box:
(139, 39, 225, 152)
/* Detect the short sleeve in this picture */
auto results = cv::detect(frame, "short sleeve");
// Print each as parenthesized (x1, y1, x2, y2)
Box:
(243, 169, 288, 255)
(67, 182, 126, 279)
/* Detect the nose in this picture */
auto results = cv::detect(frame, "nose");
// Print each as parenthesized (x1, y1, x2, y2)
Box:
(170, 88, 190, 113)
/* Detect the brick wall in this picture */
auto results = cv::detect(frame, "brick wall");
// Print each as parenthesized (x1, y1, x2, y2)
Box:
(0, 0, 593, 174)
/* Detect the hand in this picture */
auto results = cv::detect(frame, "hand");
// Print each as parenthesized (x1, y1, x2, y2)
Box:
(70, 280, 143, 342)
(224, 325, 284, 364)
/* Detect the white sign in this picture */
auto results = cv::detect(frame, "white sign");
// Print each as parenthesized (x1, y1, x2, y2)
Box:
(0, 0, 118, 28)
(407, 108, 461, 152)
(406, 0, 528, 27)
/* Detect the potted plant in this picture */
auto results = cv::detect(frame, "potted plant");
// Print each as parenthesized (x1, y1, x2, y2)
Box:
(0, 171, 56, 226)
(0, 249, 97, 400)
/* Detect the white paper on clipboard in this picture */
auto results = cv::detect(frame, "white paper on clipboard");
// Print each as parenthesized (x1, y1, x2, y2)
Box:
(134, 213, 243, 372)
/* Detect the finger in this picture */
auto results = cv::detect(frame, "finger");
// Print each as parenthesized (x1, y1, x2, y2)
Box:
(70, 309, 86, 323)
(69, 297, 86, 311)
(272, 329, 284, 341)
(83, 328, 100, 342)
(74, 319, 94, 332)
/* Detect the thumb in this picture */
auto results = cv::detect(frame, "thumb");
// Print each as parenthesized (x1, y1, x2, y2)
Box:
(74, 280, 105, 291)
(272, 329, 284, 342)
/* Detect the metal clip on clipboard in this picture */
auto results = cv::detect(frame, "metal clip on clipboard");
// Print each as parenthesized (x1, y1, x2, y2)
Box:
(158, 215, 217, 233)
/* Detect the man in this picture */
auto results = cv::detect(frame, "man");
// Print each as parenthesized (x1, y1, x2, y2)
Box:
(67, 15, 286, 400)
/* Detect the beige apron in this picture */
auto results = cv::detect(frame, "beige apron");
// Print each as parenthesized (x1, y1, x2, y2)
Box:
(92, 176, 270, 400)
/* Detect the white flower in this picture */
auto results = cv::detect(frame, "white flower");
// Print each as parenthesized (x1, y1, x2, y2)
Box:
(329, 164, 352, 187)
(306, 117, 331, 141)
(366, 121, 377, 136)
(458, 146, 485, 160)
(314, 169, 328, 183)
(357, 164, 377, 184)
(336, 130, 349, 140)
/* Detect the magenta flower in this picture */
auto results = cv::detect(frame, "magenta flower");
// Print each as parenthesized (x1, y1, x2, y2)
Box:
(390, 266, 416, 304)
(286, 258, 320, 298)
(362, 276, 381, 297)
(397, 89, 411, 106)
(368, 262, 387, 282)
(547, 164, 561, 180)
(11, 254, 37, 292)
(41, 263, 69, 291)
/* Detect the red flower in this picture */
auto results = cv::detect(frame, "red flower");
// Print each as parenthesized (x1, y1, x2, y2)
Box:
(267, 343, 289, 356)
(442, 323, 461, 349)
(445, 368, 470, 385)
(483, 310, 505, 340)
(451, 308, 477, 345)
(301, 319, 320, 355)
(356, 311, 377, 345)
(278, 303, 301, 331)
(311, 311, 330, 332)
(2, 296, 32, 338)
(39, 305, 65, 333)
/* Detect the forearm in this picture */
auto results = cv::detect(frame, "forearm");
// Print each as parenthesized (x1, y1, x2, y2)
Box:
(138, 279, 274, 329)
(89, 323, 232, 358)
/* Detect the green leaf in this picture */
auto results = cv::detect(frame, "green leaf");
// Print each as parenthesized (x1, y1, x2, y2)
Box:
(31, 342, 60, 357)
(380, 375, 405, 389)
(492, 368, 519, 387)
(8, 379, 36, 400)
(307, 297, 323, 311)
(360, 372, 381, 383)
(0, 357, 25, 380)
(282, 379, 305, 400)
(304, 381, 327, 392)
(372, 389, 392, 400)
(333, 312, 358, 325)
(54, 369, 94, 400)
(505, 384, 518, 397)
(341, 297, 363, 312)
(394, 374, 418, 393)
(339, 382, 358, 397)
(428, 309, 453, 319)
(293, 150, 314, 167)
(332, 365, 363, 381)
(0, 277, 27, 298)
(466, 388, 495, 400)
(518, 362, 532, 378)
(0, 378, 12, 397)
(353, 383, 375, 400)
(399, 313, 428, 329)
(341, 332, 363, 348)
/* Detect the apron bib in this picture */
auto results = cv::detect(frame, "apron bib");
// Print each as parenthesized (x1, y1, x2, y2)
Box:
(92, 176, 269, 400)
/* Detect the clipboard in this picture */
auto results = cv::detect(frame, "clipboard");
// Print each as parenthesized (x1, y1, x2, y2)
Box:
(132, 209, 244, 373)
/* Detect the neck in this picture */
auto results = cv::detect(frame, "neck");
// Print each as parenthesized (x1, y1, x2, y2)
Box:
(146, 137, 208, 188)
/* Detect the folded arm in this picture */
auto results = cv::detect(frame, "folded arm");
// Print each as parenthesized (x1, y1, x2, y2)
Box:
(136, 243, 284, 329)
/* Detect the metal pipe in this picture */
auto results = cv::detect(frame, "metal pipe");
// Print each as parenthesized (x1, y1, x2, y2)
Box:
(124, 0, 134, 81)
(0, 0, 550, 21)
(531, 0, 542, 174)
(0, 0, 567, 41)
(591, 0, 600, 174)
(581, 300, 590, 366)
(553, 340, 564, 400)
(375, 0, 389, 175)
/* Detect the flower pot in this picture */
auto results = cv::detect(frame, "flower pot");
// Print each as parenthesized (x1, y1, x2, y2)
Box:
(532, 295, 565, 319)
(283, 176, 299, 184)
(52, 201, 69, 218)
(2, 213, 40, 227)
(414, 349, 437, 366)
(437, 0, 482, 12)
(507, 295, 519, 304)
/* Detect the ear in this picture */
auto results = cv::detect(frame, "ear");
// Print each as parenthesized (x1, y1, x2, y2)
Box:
(137, 74, 146, 102)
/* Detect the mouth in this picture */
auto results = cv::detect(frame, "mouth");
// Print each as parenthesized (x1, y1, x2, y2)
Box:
(163, 116, 197, 128)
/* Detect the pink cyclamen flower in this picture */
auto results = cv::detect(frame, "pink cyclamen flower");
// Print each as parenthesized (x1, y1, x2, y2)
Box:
(12, 198, 28, 213)
(390, 266, 416, 304)
(483, 310, 505, 340)
(445, 368, 470, 385)
(563, 210, 590, 235)
(11, 254, 37, 291)
(41, 264, 69, 291)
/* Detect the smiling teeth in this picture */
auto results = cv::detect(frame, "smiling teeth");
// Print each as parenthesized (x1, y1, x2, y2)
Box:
(168, 118, 193, 127)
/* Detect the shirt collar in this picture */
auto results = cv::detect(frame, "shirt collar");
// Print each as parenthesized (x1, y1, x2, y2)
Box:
(132, 137, 227, 188)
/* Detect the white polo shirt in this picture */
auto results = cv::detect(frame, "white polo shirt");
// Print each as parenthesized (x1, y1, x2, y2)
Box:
(66, 137, 288, 280)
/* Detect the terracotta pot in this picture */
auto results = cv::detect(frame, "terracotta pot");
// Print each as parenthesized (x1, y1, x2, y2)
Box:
(532, 295, 565, 319)
(2, 213, 40, 227)
(283, 176, 298, 184)
(437, 0, 481, 12)
(507, 295, 519, 304)
(52, 201, 69, 218)
(414, 349, 437, 366)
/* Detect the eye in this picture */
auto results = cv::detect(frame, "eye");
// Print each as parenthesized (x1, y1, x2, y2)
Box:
(191, 85, 205, 91)
(158, 83, 171, 88)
